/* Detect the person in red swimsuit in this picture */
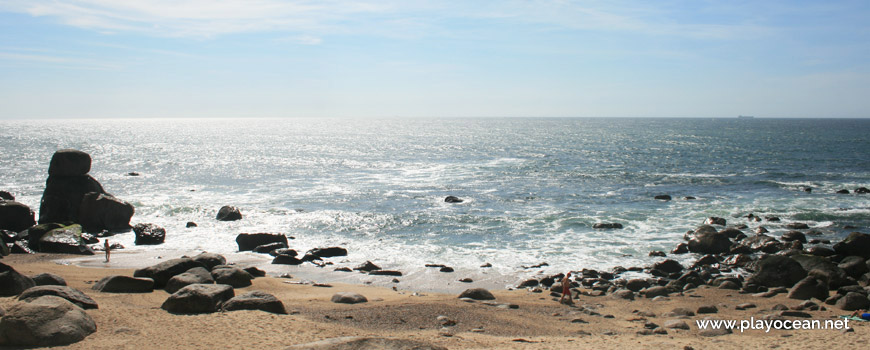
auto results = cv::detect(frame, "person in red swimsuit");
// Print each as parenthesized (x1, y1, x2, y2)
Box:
(560, 272, 573, 305)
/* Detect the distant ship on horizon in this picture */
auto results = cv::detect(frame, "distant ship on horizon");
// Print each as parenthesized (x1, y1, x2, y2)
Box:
(737, 115, 755, 119)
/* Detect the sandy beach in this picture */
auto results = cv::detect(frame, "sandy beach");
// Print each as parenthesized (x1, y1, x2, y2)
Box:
(2, 252, 867, 350)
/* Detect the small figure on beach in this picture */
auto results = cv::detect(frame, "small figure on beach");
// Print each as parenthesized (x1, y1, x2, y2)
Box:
(851, 309, 870, 321)
(560, 272, 573, 305)
(104, 239, 110, 262)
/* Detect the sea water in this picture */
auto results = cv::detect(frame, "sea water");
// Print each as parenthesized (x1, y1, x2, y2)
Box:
(1, 117, 869, 285)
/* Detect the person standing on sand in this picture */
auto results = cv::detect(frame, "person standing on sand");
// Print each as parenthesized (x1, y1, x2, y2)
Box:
(560, 272, 573, 305)
(104, 239, 110, 262)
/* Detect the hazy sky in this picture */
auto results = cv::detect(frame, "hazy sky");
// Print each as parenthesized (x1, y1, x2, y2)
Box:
(1, 1, 869, 119)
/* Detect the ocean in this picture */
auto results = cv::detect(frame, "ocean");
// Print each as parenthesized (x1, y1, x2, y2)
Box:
(2, 117, 869, 288)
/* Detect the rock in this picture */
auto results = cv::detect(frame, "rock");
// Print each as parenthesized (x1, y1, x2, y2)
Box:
(286, 336, 446, 350)
(663, 308, 695, 317)
(791, 254, 849, 288)
(837, 189, 851, 194)
(48, 149, 91, 176)
(518, 279, 539, 288)
(836, 292, 870, 311)
(593, 223, 623, 229)
(39, 173, 105, 224)
(306, 247, 348, 258)
(612, 289, 635, 300)
(354, 261, 381, 272)
(839, 256, 869, 278)
(787, 275, 830, 300)
(833, 232, 870, 259)
(643, 286, 670, 298)
(0, 262, 36, 296)
(78, 192, 134, 232)
(782, 231, 807, 243)
(735, 303, 756, 310)
(253, 242, 287, 254)
(653, 259, 683, 274)
(719, 281, 740, 290)
(331, 292, 368, 304)
(165, 267, 215, 294)
(272, 255, 303, 265)
(0, 191, 13, 201)
(444, 196, 463, 203)
(654, 195, 672, 201)
(856, 187, 870, 194)
(649, 251, 666, 257)
(18, 285, 98, 309)
(747, 255, 807, 288)
(699, 328, 732, 337)
(223, 291, 286, 314)
(92, 275, 154, 293)
(37, 224, 94, 255)
(133, 223, 165, 245)
(133, 258, 206, 288)
(807, 246, 836, 257)
(704, 217, 726, 226)
(459, 288, 495, 300)
(671, 243, 689, 254)
(186, 221, 197, 228)
(369, 270, 403, 276)
(191, 252, 227, 271)
(0, 295, 96, 346)
(0, 200, 36, 233)
(664, 320, 691, 330)
(216, 206, 242, 221)
(20, 223, 62, 248)
(269, 248, 298, 257)
(697, 305, 718, 314)
(786, 222, 810, 230)
(626, 278, 651, 292)
(244, 266, 266, 277)
(687, 226, 733, 254)
(211, 266, 253, 288)
(235, 233, 288, 251)
(31, 273, 67, 286)
(161, 284, 234, 314)
(439, 266, 454, 272)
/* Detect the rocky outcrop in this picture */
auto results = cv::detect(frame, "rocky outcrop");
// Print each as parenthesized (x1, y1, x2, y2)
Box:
(165, 267, 214, 294)
(92, 275, 154, 293)
(458, 288, 495, 300)
(236, 233, 288, 251)
(223, 291, 286, 314)
(306, 247, 348, 258)
(37, 224, 94, 255)
(0, 262, 36, 296)
(593, 223, 624, 229)
(191, 252, 227, 271)
(216, 206, 242, 221)
(0, 296, 96, 347)
(331, 292, 368, 304)
(0, 200, 36, 233)
(133, 258, 206, 288)
(747, 256, 807, 288)
(161, 284, 234, 314)
(17, 285, 98, 309)
(38, 149, 134, 231)
(833, 232, 870, 259)
(31, 273, 67, 286)
(210, 266, 252, 288)
(687, 225, 733, 254)
(133, 223, 166, 245)
(788, 276, 829, 300)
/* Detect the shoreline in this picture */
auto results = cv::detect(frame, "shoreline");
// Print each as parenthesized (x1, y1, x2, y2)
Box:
(2, 253, 868, 349)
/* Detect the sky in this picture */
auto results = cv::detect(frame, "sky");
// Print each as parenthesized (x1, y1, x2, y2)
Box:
(1, 0, 869, 119)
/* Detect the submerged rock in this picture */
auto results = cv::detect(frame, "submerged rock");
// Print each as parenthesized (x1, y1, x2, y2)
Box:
(444, 196, 464, 203)
(216, 206, 242, 221)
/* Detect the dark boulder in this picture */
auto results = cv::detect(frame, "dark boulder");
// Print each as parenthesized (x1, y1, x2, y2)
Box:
(133, 223, 165, 245)
(18, 285, 98, 309)
(369, 270, 402, 276)
(791, 254, 850, 288)
(837, 189, 850, 194)
(836, 292, 870, 311)
(625, 278, 650, 292)
(838, 256, 869, 278)
(444, 196, 464, 203)
(806, 246, 836, 257)
(855, 187, 870, 194)
(833, 232, 870, 259)
(0, 295, 96, 347)
(0, 200, 36, 233)
(78, 192, 134, 232)
(704, 217, 726, 226)
(211, 266, 253, 288)
(786, 222, 810, 230)
(642, 286, 670, 298)
(191, 252, 227, 271)
(331, 292, 368, 304)
(165, 267, 214, 294)
(687, 226, 733, 254)
(48, 149, 91, 176)
(354, 261, 381, 272)
(254, 242, 287, 254)
(216, 206, 242, 221)
(161, 284, 234, 314)
(186, 221, 198, 228)
(21, 223, 64, 249)
(235, 233, 288, 251)
(654, 195, 672, 201)
(269, 248, 297, 257)
(671, 243, 689, 254)
(0, 262, 36, 296)
(788, 276, 829, 300)
(272, 254, 303, 265)
(223, 291, 286, 314)
(652, 259, 683, 274)
(458, 288, 495, 300)
(133, 258, 206, 288)
(0, 191, 13, 200)
(306, 247, 348, 258)
(38, 175, 105, 224)
(593, 223, 623, 229)
(37, 224, 94, 255)
(31, 273, 66, 286)
(781, 231, 807, 243)
(92, 275, 154, 293)
(747, 255, 807, 288)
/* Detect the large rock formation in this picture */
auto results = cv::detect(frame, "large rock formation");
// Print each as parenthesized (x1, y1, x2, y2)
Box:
(0, 262, 36, 296)
(0, 295, 96, 347)
(0, 200, 36, 233)
(38, 149, 134, 232)
(161, 284, 234, 314)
